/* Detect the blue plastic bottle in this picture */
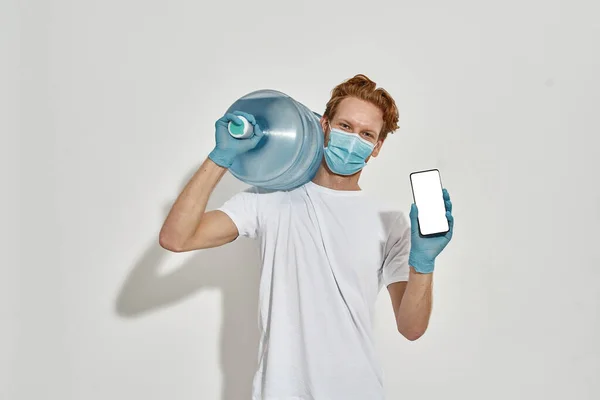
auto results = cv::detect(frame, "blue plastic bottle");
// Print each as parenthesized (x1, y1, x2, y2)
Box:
(224, 89, 324, 191)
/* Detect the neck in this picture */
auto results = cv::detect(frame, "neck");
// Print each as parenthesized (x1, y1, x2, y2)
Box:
(311, 161, 362, 191)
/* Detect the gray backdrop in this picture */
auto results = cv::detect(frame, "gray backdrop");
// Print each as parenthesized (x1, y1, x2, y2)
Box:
(5, 0, 599, 399)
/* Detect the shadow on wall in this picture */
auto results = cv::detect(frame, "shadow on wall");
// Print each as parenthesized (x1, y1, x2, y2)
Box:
(114, 170, 261, 400)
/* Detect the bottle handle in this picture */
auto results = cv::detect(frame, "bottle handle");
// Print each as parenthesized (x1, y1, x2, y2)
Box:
(228, 115, 254, 139)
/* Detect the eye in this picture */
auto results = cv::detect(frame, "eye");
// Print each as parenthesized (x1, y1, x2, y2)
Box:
(340, 123, 350, 129)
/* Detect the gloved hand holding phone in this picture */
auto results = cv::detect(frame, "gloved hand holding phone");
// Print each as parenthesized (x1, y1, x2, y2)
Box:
(408, 188, 454, 274)
(208, 111, 264, 168)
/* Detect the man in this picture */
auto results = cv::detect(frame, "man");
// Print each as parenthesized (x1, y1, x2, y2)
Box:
(159, 74, 454, 399)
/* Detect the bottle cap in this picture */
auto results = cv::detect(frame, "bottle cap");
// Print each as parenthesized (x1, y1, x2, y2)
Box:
(228, 115, 254, 139)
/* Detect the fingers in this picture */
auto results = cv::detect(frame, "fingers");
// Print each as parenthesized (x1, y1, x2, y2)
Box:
(233, 110, 256, 125)
(249, 129, 265, 146)
(445, 211, 454, 239)
(442, 188, 454, 237)
(223, 112, 243, 125)
(445, 199, 452, 213)
(215, 114, 230, 127)
(253, 124, 265, 138)
(218, 111, 262, 139)
(442, 188, 452, 212)
(232, 111, 264, 139)
(442, 188, 450, 201)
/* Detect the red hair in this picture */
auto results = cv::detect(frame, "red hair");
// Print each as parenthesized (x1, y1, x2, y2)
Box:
(323, 74, 399, 140)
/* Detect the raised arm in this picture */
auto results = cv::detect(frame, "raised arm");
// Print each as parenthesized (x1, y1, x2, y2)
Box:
(388, 190, 454, 340)
(159, 158, 236, 251)
(159, 111, 264, 252)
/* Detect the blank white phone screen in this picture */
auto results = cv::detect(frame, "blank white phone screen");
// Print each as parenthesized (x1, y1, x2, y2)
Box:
(410, 169, 449, 235)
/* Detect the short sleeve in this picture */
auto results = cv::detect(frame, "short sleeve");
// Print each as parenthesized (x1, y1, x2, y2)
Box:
(381, 212, 411, 286)
(217, 187, 261, 239)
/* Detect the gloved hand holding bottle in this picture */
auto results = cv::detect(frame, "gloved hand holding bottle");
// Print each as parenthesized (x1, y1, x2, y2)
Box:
(408, 188, 455, 274)
(208, 111, 264, 168)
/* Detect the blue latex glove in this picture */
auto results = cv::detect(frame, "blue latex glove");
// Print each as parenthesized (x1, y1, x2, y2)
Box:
(208, 111, 264, 168)
(408, 188, 455, 274)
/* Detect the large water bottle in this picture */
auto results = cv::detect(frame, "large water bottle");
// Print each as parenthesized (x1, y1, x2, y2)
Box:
(224, 89, 324, 191)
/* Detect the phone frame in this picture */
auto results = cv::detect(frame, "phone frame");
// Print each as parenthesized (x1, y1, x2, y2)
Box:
(409, 168, 449, 237)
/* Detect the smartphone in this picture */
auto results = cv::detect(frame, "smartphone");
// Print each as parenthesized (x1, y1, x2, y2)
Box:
(409, 169, 449, 236)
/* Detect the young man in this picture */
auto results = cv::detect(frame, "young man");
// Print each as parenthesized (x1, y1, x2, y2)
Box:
(159, 75, 454, 399)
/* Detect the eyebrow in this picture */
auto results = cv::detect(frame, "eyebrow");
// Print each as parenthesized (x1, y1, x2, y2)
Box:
(337, 118, 377, 135)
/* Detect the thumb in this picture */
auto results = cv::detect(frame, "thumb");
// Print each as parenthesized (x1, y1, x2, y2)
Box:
(409, 204, 419, 234)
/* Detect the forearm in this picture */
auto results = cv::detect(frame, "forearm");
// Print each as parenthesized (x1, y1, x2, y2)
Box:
(396, 267, 434, 340)
(159, 157, 227, 248)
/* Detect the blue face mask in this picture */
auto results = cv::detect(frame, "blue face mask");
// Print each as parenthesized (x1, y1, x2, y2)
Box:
(324, 128, 375, 176)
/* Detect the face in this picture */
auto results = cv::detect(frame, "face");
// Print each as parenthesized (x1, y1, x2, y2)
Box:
(320, 97, 385, 160)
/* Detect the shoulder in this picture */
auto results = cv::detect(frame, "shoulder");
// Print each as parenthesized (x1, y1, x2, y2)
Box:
(232, 185, 293, 208)
(246, 185, 293, 198)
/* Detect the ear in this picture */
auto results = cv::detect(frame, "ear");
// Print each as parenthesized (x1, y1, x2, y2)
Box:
(320, 116, 331, 145)
(320, 116, 329, 133)
(370, 139, 384, 158)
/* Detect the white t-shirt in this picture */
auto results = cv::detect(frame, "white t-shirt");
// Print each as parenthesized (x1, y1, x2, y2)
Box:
(217, 180, 411, 400)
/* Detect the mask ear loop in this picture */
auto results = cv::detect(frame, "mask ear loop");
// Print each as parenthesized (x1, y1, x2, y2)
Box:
(323, 120, 331, 149)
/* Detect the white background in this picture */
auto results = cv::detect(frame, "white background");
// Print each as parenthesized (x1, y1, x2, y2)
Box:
(5, 0, 600, 399)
